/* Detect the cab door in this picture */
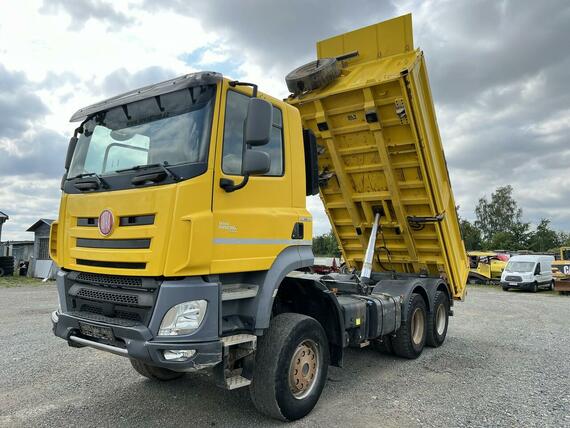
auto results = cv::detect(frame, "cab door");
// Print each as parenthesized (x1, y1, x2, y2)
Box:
(211, 82, 298, 274)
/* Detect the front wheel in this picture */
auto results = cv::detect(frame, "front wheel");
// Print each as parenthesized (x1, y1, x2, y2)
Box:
(250, 313, 329, 421)
(426, 291, 449, 347)
(531, 282, 538, 293)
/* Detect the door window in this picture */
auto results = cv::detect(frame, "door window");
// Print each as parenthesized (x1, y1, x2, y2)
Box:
(222, 90, 284, 176)
(534, 263, 541, 275)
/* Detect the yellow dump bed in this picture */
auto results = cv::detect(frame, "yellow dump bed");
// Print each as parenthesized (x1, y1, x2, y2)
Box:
(287, 15, 468, 299)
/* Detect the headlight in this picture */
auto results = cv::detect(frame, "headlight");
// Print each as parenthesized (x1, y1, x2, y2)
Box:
(158, 300, 207, 336)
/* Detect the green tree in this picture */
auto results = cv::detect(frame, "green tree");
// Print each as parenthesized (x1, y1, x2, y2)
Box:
(528, 219, 560, 252)
(474, 185, 530, 250)
(312, 232, 341, 257)
(459, 218, 482, 250)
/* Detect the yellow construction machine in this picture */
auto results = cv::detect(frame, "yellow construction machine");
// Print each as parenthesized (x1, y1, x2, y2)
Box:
(467, 251, 508, 283)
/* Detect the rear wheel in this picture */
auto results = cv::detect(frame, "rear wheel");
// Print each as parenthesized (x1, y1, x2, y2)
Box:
(426, 291, 449, 347)
(392, 293, 427, 359)
(250, 313, 329, 421)
(550, 280, 555, 291)
(130, 359, 184, 381)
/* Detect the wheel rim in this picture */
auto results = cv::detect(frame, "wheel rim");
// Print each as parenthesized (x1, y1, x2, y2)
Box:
(436, 304, 446, 336)
(411, 308, 425, 346)
(288, 339, 320, 400)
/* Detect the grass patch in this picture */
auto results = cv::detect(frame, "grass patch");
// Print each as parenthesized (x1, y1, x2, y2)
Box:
(0, 275, 50, 288)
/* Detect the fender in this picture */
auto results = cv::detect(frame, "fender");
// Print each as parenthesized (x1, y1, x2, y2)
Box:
(245, 245, 314, 332)
(372, 277, 451, 315)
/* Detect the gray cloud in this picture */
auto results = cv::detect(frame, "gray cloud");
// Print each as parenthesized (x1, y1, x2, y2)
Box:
(0, 65, 49, 139)
(142, 0, 398, 74)
(40, 0, 132, 31)
(0, 128, 67, 178)
(99, 66, 178, 97)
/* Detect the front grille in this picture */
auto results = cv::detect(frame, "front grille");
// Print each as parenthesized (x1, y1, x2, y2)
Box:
(76, 259, 146, 270)
(505, 275, 522, 282)
(66, 273, 157, 326)
(115, 310, 143, 321)
(68, 310, 141, 327)
(77, 214, 155, 227)
(76, 238, 151, 249)
(81, 304, 103, 315)
(76, 272, 143, 287)
(76, 287, 139, 305)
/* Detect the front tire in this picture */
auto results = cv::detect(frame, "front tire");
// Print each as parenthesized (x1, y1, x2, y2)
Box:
(531, 282, 538, 293)
(426, 291, 449, 347)
(130, 359, 184, 381)
(250, 313, 329, 421)
(392, 293, 427, 359)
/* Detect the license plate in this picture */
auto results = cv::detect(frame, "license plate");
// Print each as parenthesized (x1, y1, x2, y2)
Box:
(509, 282, 517, 286)
(79, 322, 114, 342)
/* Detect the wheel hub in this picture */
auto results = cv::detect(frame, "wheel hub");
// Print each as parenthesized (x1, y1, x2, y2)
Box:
(411, 308, 425, 345)
(289, 340, 319, 399)
(436, 304, 446, 336)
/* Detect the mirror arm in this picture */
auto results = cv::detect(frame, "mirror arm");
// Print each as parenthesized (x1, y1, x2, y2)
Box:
(228, 80, 258, 97)
(220, 175, 250, 193)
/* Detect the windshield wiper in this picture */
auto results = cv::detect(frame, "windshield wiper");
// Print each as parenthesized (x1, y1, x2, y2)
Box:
(70, 172, 109, 190)
(117, 162, 180, 181)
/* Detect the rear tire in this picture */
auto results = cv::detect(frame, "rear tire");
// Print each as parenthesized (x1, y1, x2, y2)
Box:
(392, 293, 427, 359)
(130, 359, 184, 381)
(249, 313, 329, 421)
(550, 280, 555, 291)
(426, 291, 449, 347)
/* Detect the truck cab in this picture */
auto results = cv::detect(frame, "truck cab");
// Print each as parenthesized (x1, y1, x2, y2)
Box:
(500, 255, 554, 292)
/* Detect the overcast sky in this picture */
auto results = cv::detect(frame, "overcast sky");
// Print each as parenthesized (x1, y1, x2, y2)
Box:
(1, 0, 569, 241)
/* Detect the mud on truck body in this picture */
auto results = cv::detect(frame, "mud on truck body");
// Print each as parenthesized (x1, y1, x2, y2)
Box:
(50, 14, 468, 421)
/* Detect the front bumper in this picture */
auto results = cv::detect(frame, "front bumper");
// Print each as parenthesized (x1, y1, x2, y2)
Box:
(51, 270, 223, 371)
(52, 311, 222, 371)
(500, 281, 534, 290)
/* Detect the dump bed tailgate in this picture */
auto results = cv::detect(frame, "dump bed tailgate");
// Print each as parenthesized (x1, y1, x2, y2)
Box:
(287, 15, 468, 299)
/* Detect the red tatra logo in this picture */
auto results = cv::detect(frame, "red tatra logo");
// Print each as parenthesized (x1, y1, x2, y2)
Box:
(98, 210, 114, 236)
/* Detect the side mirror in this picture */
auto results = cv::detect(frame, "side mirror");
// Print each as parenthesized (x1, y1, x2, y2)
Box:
(243, 150, 270, 175)
(244, 98, 272, 146)
(64, 136, 78, 170)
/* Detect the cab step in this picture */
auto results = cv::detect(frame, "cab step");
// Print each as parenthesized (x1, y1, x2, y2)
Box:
(221, 333, 257, 347)
(221, 283, 259, 301)
(215, 334, 257, 390)
(225, 375, 252, 390)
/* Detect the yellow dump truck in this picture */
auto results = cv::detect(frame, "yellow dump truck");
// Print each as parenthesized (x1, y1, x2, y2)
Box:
(50, 14, 468, 421)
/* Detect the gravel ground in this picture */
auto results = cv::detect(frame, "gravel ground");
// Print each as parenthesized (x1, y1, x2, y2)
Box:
(0, 284, 568, 427)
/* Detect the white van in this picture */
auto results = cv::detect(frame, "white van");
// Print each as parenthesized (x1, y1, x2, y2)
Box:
(500, 255, 554, 292)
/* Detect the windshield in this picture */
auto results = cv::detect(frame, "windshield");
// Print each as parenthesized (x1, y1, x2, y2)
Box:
(505, 261, 535, 273)
(68, 85, 216, 179)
